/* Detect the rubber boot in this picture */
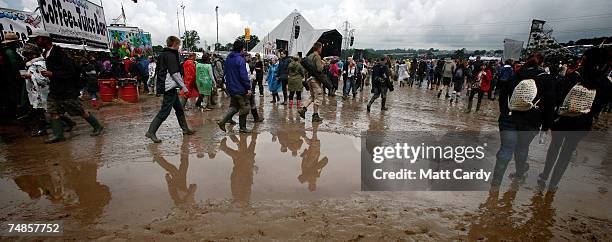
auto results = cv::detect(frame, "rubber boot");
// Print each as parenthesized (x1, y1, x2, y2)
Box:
(44, 119, 65, 144)
(437, 90, 442, 98)
(145, 117, 163, 143)
(239, 114, 251, 133)
(251, 109, 264, 123)
(60, 116, 76, 132)
(466, 100, 473, 113)
(476, 101, 481, 112)
(280, 93, 287, 105)
(31, 110, 48, 137)
(218, 110, 235, 132)
(296, 100, 301, 109)
(289, 100, 293, 109)
(367, 98, 374, 113)
(381, 98, 388, 111)
(312, 113, 323, 123)
(85, 112, 104, 136)
(178, 115, 195, 135)
(270, 94, 277, 103)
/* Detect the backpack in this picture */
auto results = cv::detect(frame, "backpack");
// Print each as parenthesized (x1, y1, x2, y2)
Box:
(508, 76, 541, 112)
(499, 66, 513, 82)
(454, 68, 463, 79)
(558, 82, 596, 117)
(300, 55, 332, 90)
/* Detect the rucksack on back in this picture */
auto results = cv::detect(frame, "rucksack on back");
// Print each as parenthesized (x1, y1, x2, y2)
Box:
(558, 83, 596, 117)
(454, 68, 463, 79)
(508, 79, 539, 112)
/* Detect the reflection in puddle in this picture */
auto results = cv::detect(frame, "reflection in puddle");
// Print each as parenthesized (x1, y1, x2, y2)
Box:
(467, 182, 555, 241)
(0, 126, 360, 228)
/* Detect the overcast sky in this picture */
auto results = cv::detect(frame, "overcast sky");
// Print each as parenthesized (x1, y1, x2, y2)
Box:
(2, 0, 611, 50)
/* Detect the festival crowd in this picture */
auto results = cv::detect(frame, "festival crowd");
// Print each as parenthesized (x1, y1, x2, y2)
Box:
(1, 30, 611, 194)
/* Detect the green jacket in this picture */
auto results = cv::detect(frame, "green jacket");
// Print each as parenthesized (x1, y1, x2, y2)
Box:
(195, 63, 215, 96)
(287, 61, 305, 92)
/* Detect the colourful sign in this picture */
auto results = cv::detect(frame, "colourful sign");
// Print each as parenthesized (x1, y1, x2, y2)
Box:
(108, 26, 153, 58)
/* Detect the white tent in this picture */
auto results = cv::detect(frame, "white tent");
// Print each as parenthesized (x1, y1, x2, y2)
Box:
(252, 10, 342, 58)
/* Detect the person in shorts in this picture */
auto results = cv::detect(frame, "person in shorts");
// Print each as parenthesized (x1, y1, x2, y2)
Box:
(30, 29, 103, 143)
(298, 42, 325, 123)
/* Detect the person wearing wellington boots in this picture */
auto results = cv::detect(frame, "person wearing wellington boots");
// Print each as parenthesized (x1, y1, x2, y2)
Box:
(367, 57, 391, 112)
(29, 30, 103, 144)
(217, 40, 252, 134)
(145, 36, 195, 143)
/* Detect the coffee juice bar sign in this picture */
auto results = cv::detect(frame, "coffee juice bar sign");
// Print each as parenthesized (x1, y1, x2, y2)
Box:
(38, 0, 108, 48)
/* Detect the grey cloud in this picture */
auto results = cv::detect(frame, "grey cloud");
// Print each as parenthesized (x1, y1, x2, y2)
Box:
(3, 0, 611, 49)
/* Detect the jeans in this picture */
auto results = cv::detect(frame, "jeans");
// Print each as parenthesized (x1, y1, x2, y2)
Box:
(540, 131, 587, 190)
(343, 77, 356, 96)
(491, 121, 539, 186)
(155, 89, 186, 122)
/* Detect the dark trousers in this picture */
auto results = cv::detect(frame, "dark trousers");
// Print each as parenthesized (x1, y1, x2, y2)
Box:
(491, 121, 539, 186)
(488, 79, 498, 99)
(289, 91, 302, 100)
(468, 88, 484, 110)
(540, 131, 587, 190)
(368, 86, 388, 105)
(280, 78, 288, 101)
(155, 89, 186, 122)
(221, 95, 250, 126)
(417, 73, 425, 86)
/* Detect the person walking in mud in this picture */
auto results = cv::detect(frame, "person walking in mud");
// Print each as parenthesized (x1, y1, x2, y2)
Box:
(245, 53, 264, 123)
(29, 30, 103, 143)
(287, 56, 306, 109)
(490, 53, 556, 190)
(217, 40, 253, 134)
(438, 58, 455, 99)
(145, 36, 195, 143)
(277, 50, 291, 105)
(538, 48, 611, 193)
(298, 42, 325, 123)
(366, 57, 392, 112)
(220, 133, 257, 205)
(298, 123, 328, 192)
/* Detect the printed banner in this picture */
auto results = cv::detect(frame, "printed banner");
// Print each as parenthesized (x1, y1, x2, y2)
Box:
(0, 8, 42, 43)
(108, 26, 153, 58)
(503, 38, 523, 61)
(38, 0, 108, 48)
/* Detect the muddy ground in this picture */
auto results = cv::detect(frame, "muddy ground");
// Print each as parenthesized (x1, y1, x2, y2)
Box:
(0, 81, 611, 241)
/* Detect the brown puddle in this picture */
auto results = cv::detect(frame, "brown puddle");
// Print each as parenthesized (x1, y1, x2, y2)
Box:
(0, 128, 361, 231)
(0, 86, 611, 240)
